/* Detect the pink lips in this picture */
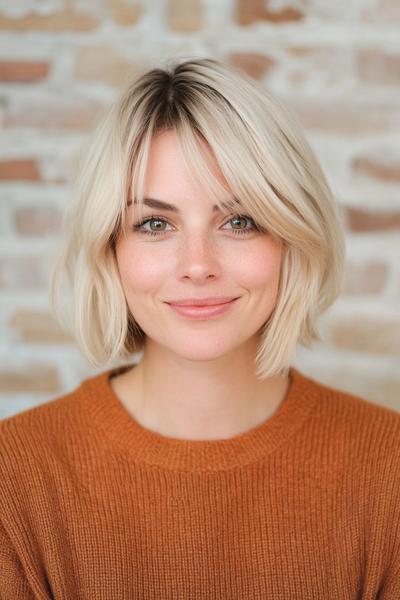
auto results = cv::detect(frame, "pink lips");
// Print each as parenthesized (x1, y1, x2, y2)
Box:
(166, 297, 239, 320)
(167, 297, 238, 306)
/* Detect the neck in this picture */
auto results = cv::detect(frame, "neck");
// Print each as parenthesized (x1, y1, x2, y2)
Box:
(113, 338, 290, 441)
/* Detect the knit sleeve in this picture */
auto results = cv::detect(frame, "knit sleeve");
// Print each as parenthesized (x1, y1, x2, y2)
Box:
(0, 424, 53, 600)
(0, 520, 37, 599)
(378, 519, 400, 599)
(379, 512, 400, 597)
(377, 429, 400, 599)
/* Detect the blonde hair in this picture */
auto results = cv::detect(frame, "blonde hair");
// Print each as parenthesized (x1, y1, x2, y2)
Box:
(49, 57, 345, 379)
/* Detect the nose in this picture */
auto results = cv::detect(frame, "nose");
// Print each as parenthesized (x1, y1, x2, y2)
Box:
(176, 230, 221, 282)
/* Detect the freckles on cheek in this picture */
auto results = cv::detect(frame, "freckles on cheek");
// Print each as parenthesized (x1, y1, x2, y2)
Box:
(234, 240, 282, 289)
(116, 243, 167, 293)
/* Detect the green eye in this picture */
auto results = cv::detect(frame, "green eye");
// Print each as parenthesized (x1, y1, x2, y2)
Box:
(131, 214, 261, 237)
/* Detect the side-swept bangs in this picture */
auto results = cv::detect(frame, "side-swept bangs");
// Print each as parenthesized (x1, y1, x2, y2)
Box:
(49, 57, 345, 379)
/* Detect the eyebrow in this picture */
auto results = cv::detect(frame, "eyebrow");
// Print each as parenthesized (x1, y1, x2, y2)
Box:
(126, 197, 242, 213)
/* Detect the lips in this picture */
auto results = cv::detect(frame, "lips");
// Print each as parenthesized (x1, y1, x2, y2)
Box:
(167, 297, 238, 320)
(167, 297, 238, 307)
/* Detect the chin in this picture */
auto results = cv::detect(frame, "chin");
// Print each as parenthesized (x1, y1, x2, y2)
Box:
(169, 338, 238, 362)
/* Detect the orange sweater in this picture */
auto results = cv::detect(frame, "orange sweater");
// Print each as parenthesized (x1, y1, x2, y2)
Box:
(1, 364, 400, 599)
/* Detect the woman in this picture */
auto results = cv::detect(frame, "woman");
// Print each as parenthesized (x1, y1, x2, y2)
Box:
(1, 58, 399, 599)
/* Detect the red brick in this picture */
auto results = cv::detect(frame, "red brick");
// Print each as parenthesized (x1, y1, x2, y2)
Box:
(0, 255, 50, 290)
(236, 0, 304, 25)
(285, 45, 346, 69)
(0, 61, 49, 82)
(74, 46, 141, 87)
(4, 96, 106, 130)
(105, 0, 143, 26)
(357, 49, 400, 84)
(0, 10, 99, 31)
(14, 205, 62, 236)
(351, 155, 400, 183)
(0, 159, 40, 181)
(228, 53, 275, 80)
(0, 365, 61, 393)
(286, 46, 314, 58)
(167, 0, 203, 31)
(346, 208, 400, 232)
(329, 316, 400, 354)
(342, 260, 388, 295)
(290, 97, 397, 133)
(9, 309, 73, 344)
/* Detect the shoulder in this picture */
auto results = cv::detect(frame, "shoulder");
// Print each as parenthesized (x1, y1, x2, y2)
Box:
(0, 367, 121, 529)
(299, 372, 400, 567)
(0, 382, 82, 472)
(0, 367, 112, 475)
(294, 367, 400, 464)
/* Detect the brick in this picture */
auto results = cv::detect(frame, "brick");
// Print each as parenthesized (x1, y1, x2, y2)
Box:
(283, 46, 352, 90)
(379, 0, 400, 18)
(236, 0, 304, 25)
(329, 316, 400, 354)
(167, 0, 203, 31)
(228, 53, 275, 80)
(364, 0, 400, 20)
(351, 155, 400, 183)
(9, 309, 73, 344)
(0, 159, 40, 181)
(105, 0, 143, 26)
(14, 205, 62, 236)
(346, 208, 400, 232)
(291, 98, 397, 134)
(0, 255, 50, 290)
(74, 46, 140, 88)
(342, 260, 388, 295)
(4, 96, 105, 130)
(357, 49, 400, 84)
(0, 9, 99, 31)
(285, 45, 348, 70)
(286, 46, 314, 58)
(0, 365, 61, 393)
(286, 71, 306, 85)
(0, 61, 49, 82)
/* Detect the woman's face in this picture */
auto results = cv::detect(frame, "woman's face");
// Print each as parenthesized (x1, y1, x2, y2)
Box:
(115, 129, 283, 361)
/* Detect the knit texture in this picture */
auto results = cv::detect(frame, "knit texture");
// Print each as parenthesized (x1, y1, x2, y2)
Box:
(1, 364, 399, 599)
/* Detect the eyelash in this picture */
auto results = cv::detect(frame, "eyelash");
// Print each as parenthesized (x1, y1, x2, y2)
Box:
(131, 214, 261, 238)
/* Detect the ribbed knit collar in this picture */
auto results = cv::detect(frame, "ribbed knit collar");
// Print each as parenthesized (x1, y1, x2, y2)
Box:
(81, 363, 318, 473)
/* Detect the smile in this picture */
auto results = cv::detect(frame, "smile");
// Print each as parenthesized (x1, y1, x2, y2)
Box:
(166, 298, 238, 320)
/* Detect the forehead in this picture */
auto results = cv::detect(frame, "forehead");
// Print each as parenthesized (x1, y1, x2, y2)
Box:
(146, 128, 213, 163)
(128, 129, 239, 214)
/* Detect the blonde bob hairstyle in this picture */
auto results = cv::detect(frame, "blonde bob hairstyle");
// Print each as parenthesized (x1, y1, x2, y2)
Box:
(49, 57, 345, 380)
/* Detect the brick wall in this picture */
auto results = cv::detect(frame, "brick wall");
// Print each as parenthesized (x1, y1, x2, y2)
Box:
(0, 0, 399, 418)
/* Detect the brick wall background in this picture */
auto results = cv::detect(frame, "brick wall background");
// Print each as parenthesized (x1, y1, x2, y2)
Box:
(0, 0, 399, 418)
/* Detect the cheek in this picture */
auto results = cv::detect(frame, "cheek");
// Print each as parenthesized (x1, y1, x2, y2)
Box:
(231, 238, 282, 290)
(116, 240, 166, 294)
